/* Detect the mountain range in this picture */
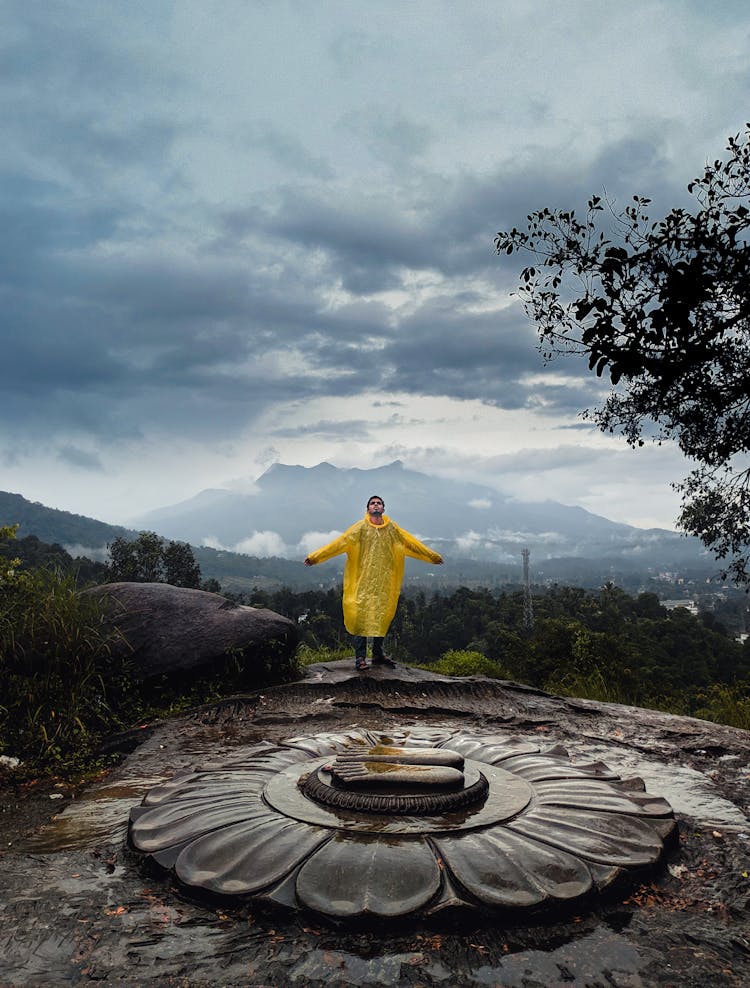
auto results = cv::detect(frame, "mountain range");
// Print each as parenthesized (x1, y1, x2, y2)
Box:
(1, 461, 717, 590)
(135, 460, 709, 569)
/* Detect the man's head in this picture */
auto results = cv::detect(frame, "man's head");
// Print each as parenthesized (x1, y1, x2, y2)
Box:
(367, 495, 385, 517)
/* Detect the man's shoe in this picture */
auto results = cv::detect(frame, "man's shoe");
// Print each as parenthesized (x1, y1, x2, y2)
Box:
(371, 654, 396, 668)
(355, 656, 369, 671)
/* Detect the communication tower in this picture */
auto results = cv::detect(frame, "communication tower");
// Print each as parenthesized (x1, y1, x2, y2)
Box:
(522, 548, 534, 631)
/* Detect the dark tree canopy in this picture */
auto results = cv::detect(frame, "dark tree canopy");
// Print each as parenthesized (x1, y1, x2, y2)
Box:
(107, 531, 202, 589)
(496, 126, 750, 583)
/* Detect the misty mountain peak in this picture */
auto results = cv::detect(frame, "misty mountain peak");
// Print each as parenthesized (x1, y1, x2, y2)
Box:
(125, 460, 696, 566)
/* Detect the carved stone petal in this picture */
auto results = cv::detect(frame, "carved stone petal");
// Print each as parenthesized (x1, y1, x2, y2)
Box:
(434, 736, 493, 760)
(496, 753, 619, 782)
(174, 811, 329, 894)
(285, 730, 380, 755)
(434, 828, 593, 907)
(233, 748, 312, 773)
(532, 779, 661, 815)
(141, 770, 203, 806)
(131, 790, 267, 852)
(397, 728, 454, 748)
(471, 742, 544, 764)
(507, 806, 664, 865)
(438, 736, 540, 763)
(202, 740, 291, 769)
(194, 748, 311, 777)
(614, 791, 675, 817)
(142, 770, 271, 807)
(285, 729, 456, 757)
(295, 834, 441, 918)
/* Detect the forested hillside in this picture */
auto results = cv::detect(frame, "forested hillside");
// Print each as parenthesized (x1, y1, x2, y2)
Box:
(250, 584, 750, 723)
(0, 492, 133, 546)
(0, 531, 108, 584)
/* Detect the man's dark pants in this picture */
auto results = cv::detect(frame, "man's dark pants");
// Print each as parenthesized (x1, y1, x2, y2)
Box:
(353, 635, 385, 659)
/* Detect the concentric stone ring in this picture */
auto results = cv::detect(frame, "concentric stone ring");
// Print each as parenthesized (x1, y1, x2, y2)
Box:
(128, 728, 677, 921)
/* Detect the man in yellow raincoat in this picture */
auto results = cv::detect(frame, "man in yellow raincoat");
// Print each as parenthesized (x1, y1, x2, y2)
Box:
(304, 495, 443, 670)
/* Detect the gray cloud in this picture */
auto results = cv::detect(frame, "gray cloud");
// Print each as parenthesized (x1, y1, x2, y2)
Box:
(56, 445, 105, 472)
(0, 124, 701, 448)
(270, 419, 372, 439)
(237, 122, 335, 180)
(338, 107, 434, 166)
(235, 131, 694, 302)
(0, 136, 680, 448)
(2, 0, 748, 526)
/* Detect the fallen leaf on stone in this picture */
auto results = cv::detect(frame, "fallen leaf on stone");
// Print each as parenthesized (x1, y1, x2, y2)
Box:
(417, 934, 444, 951)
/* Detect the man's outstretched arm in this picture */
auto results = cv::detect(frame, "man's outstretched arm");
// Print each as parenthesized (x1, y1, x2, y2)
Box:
(304, 528, 354, 566)
(396, 525, 443, 564)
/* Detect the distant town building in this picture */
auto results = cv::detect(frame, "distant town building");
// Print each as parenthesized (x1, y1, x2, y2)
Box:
(661, 599, 699, 616)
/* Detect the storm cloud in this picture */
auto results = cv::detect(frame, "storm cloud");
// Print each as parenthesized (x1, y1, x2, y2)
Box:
(2, 0, 749, 528)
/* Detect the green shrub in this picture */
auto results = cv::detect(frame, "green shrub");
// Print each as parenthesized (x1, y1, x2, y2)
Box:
(692, 683, 750, 731)
(420, 649, 509, 679)
(0, 560, 137, 774)
(544, 668, 694, 716)
(295, 643, 351, 667)
(226, 636, 301, 687)
(544, 668, 631, 705)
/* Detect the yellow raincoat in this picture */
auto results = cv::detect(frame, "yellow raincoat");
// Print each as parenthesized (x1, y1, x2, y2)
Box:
(306, 514, 443, 636)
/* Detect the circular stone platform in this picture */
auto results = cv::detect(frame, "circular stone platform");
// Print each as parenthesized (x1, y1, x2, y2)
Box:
(128, 728, 676, 921)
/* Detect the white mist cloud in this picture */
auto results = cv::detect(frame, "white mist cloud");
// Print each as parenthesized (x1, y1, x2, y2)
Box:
(234, 531, 289, 557)
(298, 530, 344, 555)
(204, 528, 349, 559)
(203, 531, 291, 557)
(455, 531, 483, 552)
(201, 536, 226, 550)
(63, 543, 109, 561)
(488, 528, 564, 545)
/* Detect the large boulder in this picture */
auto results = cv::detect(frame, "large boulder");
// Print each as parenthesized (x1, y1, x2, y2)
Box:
(87, 582, 297, 680)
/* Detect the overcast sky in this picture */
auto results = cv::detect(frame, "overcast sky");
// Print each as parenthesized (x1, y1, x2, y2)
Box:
(2, 0, 749, 531)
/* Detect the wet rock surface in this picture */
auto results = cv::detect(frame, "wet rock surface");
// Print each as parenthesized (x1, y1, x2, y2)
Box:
(1, 661, 749, 986)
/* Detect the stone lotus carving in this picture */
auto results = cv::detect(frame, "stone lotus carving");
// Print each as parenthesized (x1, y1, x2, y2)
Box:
(128, 728, 676, 920)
